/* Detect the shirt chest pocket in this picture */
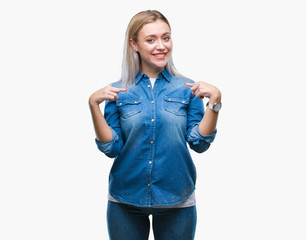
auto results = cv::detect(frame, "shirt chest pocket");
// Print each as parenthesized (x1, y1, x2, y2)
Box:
(116, 98, 142, 119)
(164, 96, 189, 116)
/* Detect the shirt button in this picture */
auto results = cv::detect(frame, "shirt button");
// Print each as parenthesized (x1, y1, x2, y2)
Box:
(168, 98, 171, 101)
(119, 103, 122, 105)
(182, 101, 185, 103)
(148, 183, 151, 187)
(151, 119, 155, 122)
(149, 161, 152, 164)
(147, 85, 151, 88)
(150, 141, 154, 144)
(151, 100, 154, 103)
(134, 101, 138, 103)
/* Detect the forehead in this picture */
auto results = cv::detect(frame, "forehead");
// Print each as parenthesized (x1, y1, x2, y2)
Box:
(138, 19, 171, 37)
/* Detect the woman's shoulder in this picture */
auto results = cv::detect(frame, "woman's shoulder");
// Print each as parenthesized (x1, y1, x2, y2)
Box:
(109, 79, 139, 99)
(171, 75, 196, 85)
(110, 80, 122, 88)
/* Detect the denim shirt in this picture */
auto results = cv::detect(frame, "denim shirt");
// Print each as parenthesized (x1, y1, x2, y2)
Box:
(95, 69, 217, 207)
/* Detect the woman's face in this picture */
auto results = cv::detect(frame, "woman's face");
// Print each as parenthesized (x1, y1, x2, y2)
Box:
(130, 19, 172, 76)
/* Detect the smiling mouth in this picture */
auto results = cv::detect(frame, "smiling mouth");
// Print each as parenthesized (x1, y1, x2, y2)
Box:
(153, 53, 167, 60)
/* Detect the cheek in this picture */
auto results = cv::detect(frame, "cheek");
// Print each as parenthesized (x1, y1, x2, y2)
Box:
(164, 42, 173, 52)
(139, 45, 154, 55)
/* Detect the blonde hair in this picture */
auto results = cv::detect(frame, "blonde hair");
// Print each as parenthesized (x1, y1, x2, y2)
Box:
(120, 10, 182, 88)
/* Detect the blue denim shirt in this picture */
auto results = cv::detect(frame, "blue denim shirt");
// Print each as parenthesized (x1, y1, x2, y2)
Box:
(95, 69, 217, 207)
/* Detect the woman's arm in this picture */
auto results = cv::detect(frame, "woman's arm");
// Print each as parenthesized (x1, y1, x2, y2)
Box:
(89, 103, 113, 142)
(184, 82, 221, 135)
(89, 85, 127, 143)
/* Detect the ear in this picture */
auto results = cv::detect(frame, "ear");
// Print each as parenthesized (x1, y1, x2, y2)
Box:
(129, 38, 138, 52)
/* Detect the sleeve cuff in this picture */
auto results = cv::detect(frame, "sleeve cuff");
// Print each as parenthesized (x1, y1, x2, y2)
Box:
(95, 128, 119, 154)
(187, 123, 217, 145)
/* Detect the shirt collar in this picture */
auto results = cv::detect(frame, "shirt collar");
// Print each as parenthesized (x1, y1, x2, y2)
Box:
(135, 69, 172, 85)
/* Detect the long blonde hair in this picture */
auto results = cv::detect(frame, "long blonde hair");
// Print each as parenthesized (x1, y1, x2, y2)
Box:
(121, 10, 182, 88)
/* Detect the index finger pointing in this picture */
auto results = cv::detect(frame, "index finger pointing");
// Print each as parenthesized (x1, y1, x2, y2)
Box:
(184, 82, 194, 87)
(117, 88, 128, 92)
(110, 87, 128, 93)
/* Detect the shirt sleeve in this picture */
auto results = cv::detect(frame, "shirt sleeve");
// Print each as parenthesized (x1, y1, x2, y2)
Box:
(94, 98, 124, 158)
(187, 123, 217, 153)
(185, 93, 217, 153)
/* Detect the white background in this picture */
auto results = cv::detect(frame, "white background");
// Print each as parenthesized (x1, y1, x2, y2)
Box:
(1, 0, 306, 239)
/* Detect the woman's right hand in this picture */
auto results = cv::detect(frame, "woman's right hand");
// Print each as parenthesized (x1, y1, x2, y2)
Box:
(89, 85, 128, 106)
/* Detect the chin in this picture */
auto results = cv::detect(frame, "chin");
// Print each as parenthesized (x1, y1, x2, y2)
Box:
(154, 60, 168, 68)
(153, 64, 167, 72)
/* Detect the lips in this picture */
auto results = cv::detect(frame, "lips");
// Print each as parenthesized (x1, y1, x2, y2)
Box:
(152, 53, 167, 60)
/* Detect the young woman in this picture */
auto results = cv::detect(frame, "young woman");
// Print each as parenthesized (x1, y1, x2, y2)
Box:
(89, 10, 221, 240)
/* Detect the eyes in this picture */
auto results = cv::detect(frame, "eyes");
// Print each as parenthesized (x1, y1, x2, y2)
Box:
(146, 36, 171, 43)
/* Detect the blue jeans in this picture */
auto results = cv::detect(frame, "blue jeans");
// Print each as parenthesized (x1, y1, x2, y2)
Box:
(107, 201, 197, 240)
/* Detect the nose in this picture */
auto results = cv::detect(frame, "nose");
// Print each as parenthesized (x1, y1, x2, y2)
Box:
(156, 39, 165, 51)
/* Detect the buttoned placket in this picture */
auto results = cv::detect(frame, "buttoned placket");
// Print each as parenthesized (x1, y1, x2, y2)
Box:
(144, 75, 160, 206)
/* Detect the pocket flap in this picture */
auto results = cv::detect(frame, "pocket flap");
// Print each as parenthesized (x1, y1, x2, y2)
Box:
(164, 96, 189, 104)
(116, 99, 141, 107)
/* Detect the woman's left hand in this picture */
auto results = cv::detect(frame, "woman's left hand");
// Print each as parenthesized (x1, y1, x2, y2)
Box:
(184, 81, 221, 102)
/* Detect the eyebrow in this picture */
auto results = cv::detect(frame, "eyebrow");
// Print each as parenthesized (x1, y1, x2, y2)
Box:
(145, 32, 171, 38)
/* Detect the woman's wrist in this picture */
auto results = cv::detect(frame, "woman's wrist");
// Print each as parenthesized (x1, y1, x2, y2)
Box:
(208, 90, 221, 104)
(89, 99, 101, 108)
(89, 96, 105, 107)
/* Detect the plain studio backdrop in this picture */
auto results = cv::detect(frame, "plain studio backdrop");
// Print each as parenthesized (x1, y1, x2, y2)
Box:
(0, 0, 306, 239)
